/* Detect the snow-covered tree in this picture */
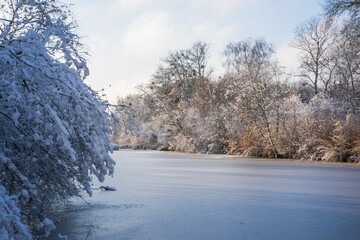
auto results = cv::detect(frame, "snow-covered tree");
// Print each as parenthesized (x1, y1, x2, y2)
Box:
(0, 0, 116, 238)
(224, 39, 286, 157)
(113, 1, 360, 162)
(131, 42, 212, 149)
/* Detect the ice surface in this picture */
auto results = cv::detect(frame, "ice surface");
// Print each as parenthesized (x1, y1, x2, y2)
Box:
(53, 151, 360, 240)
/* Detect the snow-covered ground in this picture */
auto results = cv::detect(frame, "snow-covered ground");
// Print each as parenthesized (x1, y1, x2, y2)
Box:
(53, 150, 360, 240)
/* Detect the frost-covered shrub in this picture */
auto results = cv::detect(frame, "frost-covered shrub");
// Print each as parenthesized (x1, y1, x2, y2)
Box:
(147, 130, 158, 144)
(239, 132, 265, 157)
(114, 115, 161, 149)
(351, 140, 360, 162)
(171, 135, 197, 153)
(318, 113, 360, 162)
(275, 94, 310, 158)
(295, 94, 351, 161)
(206, 143, 225, 154)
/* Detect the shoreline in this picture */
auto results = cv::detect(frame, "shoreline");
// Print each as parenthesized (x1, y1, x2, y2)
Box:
(113, 148, 360, 169)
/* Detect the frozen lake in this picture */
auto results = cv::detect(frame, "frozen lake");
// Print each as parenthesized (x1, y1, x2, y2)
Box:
(54, 150, 360, 240)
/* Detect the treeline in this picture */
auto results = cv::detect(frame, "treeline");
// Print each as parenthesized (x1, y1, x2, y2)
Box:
(115, 0, 360, 162)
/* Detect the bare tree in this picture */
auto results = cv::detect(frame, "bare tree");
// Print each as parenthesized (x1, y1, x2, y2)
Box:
(331, 27, 360, 112)
(324, 0, 360, 27)
(224, 39, 274, 75)
(161, 41, 211, 106)
(291, 18, 336, 95)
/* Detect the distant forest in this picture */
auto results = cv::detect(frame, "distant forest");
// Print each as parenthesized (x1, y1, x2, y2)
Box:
(114, 0, 360, 162)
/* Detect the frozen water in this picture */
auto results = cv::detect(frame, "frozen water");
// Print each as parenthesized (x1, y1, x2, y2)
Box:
(53, 150, 360, 240)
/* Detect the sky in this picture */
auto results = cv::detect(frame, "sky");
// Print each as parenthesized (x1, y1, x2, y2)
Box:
(63, 0, 323, 103)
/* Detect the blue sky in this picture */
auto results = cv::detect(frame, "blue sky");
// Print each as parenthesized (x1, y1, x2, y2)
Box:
(63, 0, 323, 103)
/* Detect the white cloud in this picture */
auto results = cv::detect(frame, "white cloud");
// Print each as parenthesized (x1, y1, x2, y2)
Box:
(122, 12, 186, 55)
(276, 43, 300, 74)
(117, 0, 149, 8)
(100, 12, 186, 102)
(84, 8, 237, 102)
(63, 0, 323, 103)
(190, 0, 249, 13)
